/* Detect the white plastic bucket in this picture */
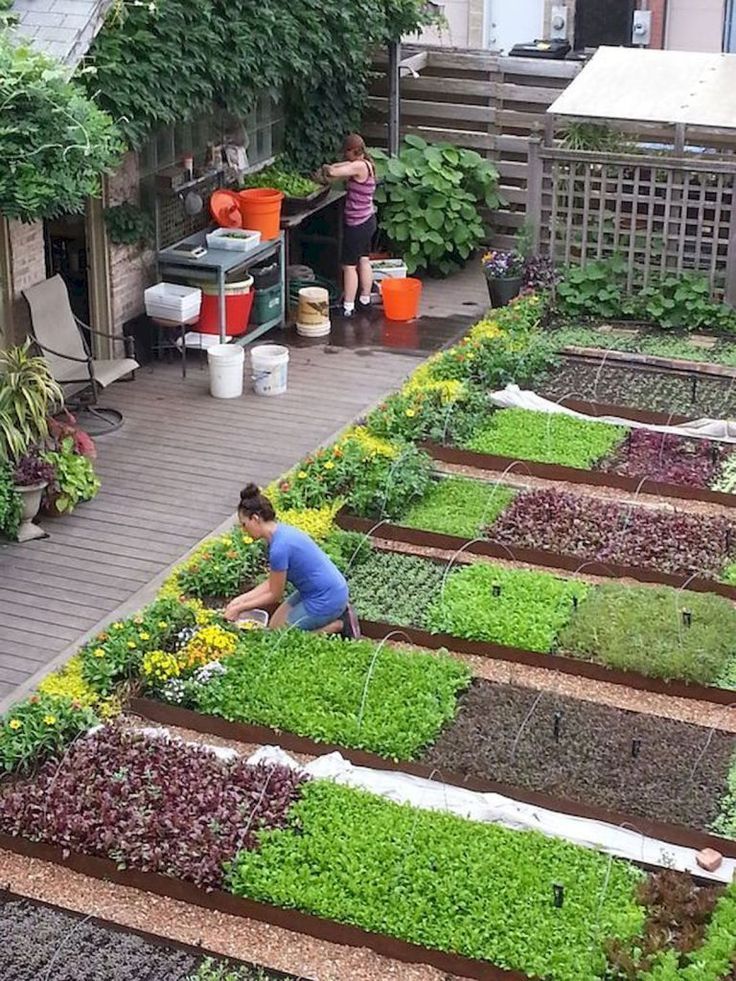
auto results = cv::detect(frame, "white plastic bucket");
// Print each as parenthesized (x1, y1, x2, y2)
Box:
(296, 320, 331, 337)
(207, 344, 245, 398)
(251, 344, 289, 396)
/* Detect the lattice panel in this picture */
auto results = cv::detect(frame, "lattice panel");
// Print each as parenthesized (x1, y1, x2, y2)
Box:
(539, 152, 736, 297)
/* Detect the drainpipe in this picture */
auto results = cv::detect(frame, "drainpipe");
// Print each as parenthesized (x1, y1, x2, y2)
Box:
(388, 40, 401, 158)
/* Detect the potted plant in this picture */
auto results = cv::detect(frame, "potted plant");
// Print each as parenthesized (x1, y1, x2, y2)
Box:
(0, 340, 63, 461)
(481, 250, 525, 307)
(12, 449, 55, 542)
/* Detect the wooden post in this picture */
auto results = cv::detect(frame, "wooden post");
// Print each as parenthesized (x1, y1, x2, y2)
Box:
(388, 41, 401, 157)
(726, 208, 736, 309)
(674, 123, 686, 154)
(527, 136, 544, 254)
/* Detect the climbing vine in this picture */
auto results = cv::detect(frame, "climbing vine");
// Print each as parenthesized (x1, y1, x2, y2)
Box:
(0, 36, 122, 221)
(85, 0, 432, 168)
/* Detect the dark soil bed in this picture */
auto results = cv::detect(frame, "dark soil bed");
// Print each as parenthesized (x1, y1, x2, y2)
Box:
(540, 359, 736, 419)
(0, 894, 294, 981)
(423, 678, 736, 832)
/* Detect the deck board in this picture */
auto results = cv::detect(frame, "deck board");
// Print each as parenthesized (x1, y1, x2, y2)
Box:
(0, 291, 482, 710)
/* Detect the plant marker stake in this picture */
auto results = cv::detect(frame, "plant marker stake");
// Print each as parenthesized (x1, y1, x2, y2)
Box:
(712, 444, 721, 467)
(553, 884, 564, 908)
(631, 738, 641, 759)
(682, 608, 692, 628)
(691, 374, 698, 403)
(553, 711, 562, 742)
(492, 582, 501, 597)
(727, 527, 732, 553)
(572, 595, 578, 611)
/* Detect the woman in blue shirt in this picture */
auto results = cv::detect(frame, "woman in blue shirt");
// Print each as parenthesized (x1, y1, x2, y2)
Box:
(224, 483, 358, 635)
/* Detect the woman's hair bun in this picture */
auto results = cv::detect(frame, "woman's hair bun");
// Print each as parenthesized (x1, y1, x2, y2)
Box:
(240, 482, 260, 501)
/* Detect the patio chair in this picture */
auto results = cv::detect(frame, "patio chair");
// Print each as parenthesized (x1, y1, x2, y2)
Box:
(23, 275, 139, 435)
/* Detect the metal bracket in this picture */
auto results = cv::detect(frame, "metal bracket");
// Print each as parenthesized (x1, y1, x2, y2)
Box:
(632, 9, 652, 46)
(550, 5, 568, 40)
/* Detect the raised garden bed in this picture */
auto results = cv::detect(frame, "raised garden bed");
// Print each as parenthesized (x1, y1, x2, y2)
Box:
(343, 545, 736, 701)
(0, 892, 300, 981)
(540, 359, 736, 420)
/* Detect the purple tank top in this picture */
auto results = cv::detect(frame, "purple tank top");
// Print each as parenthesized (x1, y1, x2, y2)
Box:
(345, 163, 376, 226)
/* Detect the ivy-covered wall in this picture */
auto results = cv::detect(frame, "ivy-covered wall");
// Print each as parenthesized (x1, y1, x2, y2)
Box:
(85, 0, 431, 170)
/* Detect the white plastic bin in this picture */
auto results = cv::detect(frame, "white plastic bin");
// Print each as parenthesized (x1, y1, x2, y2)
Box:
(251, 344, 289, 396)
(370, 258, 407, 282)
(206, 228, 262, 252)
(145, 282, 202, 320)
(207, 344, 245, 399)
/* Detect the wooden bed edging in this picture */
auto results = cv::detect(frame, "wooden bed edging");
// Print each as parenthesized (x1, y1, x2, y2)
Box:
(561, 345, 736, 381)
(553, 394, 693, 428)
(335, 511, 736, 602)
(0, 888, 309, 981)
(129, 698, 736, 860)
(356, 617, 736, 709)
(421, 442, 736, 510)
(0, 832, 530, 981)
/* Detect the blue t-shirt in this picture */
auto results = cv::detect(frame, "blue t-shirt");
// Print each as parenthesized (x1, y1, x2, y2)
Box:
(269, 524, 348, 616)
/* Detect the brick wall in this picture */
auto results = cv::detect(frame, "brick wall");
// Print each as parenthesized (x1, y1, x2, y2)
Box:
(7, 220, 46, 342)
(106, 151, 154, 332)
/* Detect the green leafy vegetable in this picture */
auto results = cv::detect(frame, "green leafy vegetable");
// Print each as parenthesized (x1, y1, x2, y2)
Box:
(463, 408, 628, 470)
(228, 781, 644, 979)
(399, 476, 516, 539)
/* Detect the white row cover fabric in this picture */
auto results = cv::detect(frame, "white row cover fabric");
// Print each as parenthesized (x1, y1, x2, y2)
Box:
(249, 745, 736, 884)
(490, 384, 736, 443)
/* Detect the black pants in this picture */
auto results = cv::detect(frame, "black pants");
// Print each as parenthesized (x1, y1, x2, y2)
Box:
(341, 215, 377, 266)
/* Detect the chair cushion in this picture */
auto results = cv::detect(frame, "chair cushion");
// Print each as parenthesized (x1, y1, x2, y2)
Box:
(91, 358, 139, 388)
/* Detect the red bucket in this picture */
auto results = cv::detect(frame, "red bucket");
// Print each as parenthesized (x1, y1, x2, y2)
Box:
(198, 277, 254, 336)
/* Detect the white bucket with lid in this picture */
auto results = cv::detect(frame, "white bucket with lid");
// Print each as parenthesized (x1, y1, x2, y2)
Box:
(251, 343, 289, 396)
(207, 344, 245, 398)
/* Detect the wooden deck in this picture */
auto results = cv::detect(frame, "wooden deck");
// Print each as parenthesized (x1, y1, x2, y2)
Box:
(0, 268, 486, 710)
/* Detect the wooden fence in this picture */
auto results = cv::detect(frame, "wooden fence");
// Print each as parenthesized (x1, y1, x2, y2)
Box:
(527, 141, 736, 303)
(363, 47, 582, 249)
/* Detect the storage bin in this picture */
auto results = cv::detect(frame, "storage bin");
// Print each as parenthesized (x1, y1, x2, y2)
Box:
(252, 262, 280, 290)
(145, 282, 202, 321)
(206, 227, 261, 252)
(251, 283, 283, 326)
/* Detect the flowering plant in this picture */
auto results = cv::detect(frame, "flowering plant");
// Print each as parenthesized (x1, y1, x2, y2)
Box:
(0, 694, 97, 773)
(481, 249, 524, 279)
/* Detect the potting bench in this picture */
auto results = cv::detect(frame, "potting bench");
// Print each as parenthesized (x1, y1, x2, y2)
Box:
(156, 230, 287, 354)
(281, 188, 345, 291)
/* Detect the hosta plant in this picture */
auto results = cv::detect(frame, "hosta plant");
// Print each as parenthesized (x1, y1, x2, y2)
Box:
(373, 136, 501, 275)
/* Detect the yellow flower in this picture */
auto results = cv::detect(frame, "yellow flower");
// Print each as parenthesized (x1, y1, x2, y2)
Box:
(8, 719, 22, 731)
(112, 622, 124, 631)
(139, 631, 150, 641)
(43, 715, 57, 726)
(157, 621, 168, 629)
(298, 470, 308, 479)
(93, 648, 106, 658)
(324, 461, 335, 470)
(127, 641, 137, 650)
(134, 617, 144, 625)
(405, 408, 416, 418)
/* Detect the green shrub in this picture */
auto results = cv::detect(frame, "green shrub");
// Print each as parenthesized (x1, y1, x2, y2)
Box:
(195, 630, 470, 760)
(373, 137, 502, 276)
(557, 584, 736, 685)
(175, 531, 267, 600)
(0, 461, 21, 540)
(365, 383, 490, 446)
(321, 530, 373, 575)
(399, 477, 516, 539)
(228, 781, 644, 980)
(463, 408, 628, 469)
(43, 437, 101, 514)
(345, 549, 447, 627)
(425, 562, 588, 652)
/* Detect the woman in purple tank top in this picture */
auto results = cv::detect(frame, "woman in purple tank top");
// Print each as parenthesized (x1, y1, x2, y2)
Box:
(321, 133, 377, 317)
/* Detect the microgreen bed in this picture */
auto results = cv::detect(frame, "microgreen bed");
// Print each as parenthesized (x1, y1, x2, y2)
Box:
(190, 630, 470, 760)
(557, 583, 736, 686)
(462, 408, 628, 468)
(399, 475, 516, 539)
(227, 781, 645, 980)
(490, 487, 736, 579)
(425, 561, 589, 653)
(0, 726, 304, 890)
(345, 549, 447, 627)
(600, 429, 726, 488)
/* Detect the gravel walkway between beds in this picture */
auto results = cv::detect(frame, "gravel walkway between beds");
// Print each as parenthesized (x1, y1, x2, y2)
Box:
(0, 851, 453, 981)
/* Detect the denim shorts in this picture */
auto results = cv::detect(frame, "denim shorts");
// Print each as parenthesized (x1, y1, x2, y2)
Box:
(285, 591, 346, 631)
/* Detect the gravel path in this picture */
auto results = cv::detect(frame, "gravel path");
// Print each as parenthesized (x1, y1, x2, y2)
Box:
(0, 851, 452, 981)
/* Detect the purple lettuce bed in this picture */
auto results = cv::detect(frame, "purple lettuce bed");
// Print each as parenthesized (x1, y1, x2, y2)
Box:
(598, 430, 729, 489)
(0, 725, 305, 889)
(489, 487, 736, 579)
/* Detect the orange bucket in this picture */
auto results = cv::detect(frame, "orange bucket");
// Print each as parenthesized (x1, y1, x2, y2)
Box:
(238, 188, 284, 241)
(380, 276, 422, 321)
